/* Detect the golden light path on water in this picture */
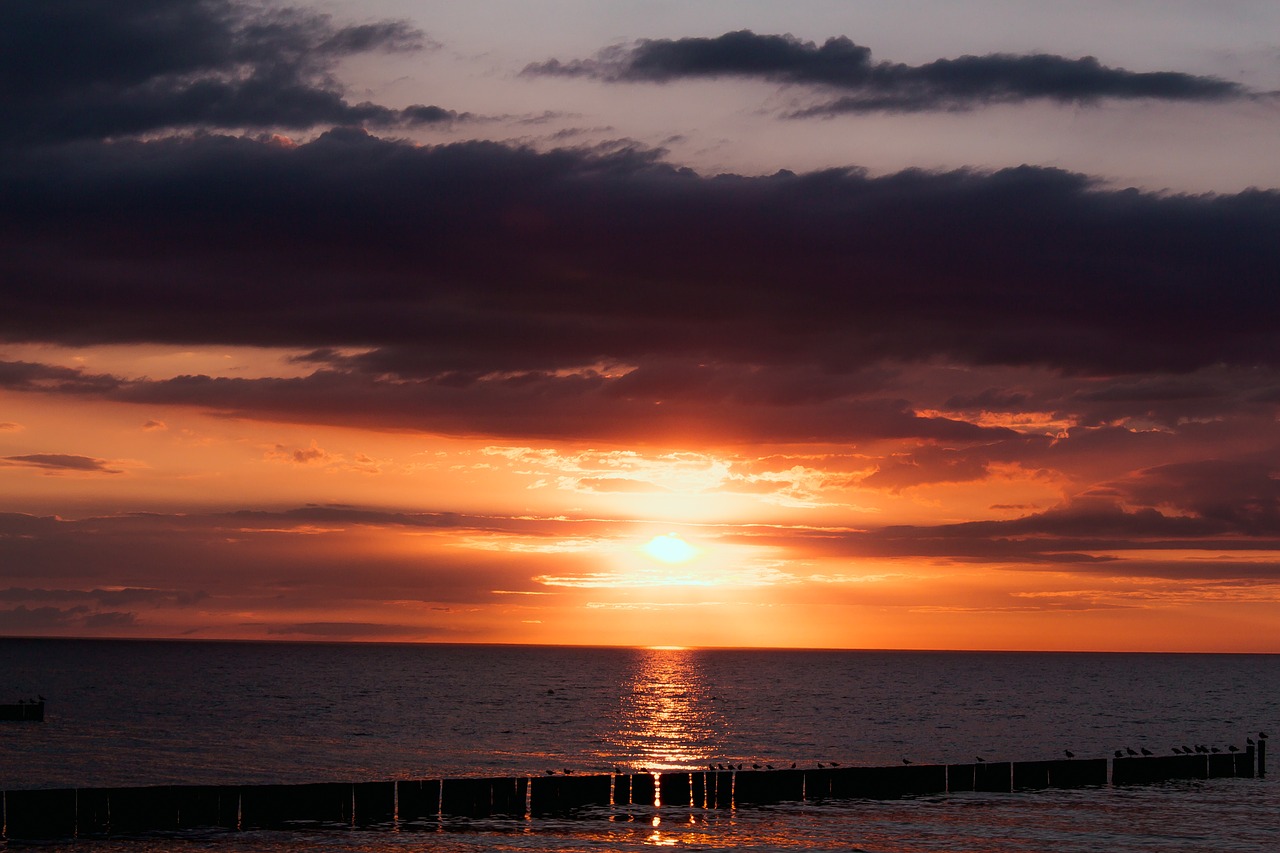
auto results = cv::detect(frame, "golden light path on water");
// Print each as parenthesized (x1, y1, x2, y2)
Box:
(602, 647, 715, 847)
(610, 648, 719, 774)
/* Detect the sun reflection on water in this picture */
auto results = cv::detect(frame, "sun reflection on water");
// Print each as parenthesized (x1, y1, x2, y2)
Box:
(605, 647, 724, 773)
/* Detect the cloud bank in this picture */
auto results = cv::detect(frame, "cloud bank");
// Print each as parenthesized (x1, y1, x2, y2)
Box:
(0, 0, 459, 147)
(525, 30, 1251, 113)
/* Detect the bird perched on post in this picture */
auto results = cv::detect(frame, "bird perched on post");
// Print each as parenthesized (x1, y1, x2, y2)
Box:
(1140, 748, 1152, 756)
(1064, 750, 1075, 759)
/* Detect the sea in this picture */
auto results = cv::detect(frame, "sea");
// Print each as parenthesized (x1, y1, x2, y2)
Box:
(1, 639, 1277, 852)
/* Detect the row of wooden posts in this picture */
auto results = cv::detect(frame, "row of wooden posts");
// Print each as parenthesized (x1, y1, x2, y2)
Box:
(1, 742, 1263, 839)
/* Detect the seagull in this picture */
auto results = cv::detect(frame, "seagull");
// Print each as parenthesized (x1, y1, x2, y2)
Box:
(830, 761, 840, 767)
(902, 758, 912, 765)
(790, 763, 796, 769)
(1247, 738, 1255, 746)
(1126, 748, 1138, 757)
(1229, 745, 1239, 753)
(1114, 750, 1123, 759)
(1064, 750, 1075, 759)
(1260, 732, 1269, 740)
(766, 764, 774, 770)
(752, 764, 761, 770)
(976, 756, 985, 763)
(563, 768, 573, 775)
(1140, 748, 1152, 756)
(1210, 747, 1221, 754)
(545, 770, 556, 775)
(1182, 745, 1194, 754)
(816, 762, 824, 768)
(1172, 747, 1182, 754)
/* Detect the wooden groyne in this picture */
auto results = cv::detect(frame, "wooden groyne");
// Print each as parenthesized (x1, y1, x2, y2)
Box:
(0, 700, 43, 722)
(1, 740, 1264, 840)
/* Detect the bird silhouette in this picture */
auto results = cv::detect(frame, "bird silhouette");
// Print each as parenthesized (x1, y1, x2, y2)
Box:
(1126, 748, 1138, 757)
(816, 762, 824, 768)
(1210, 747, 1221, 753)
(1064, 750, 1075, 759)
(902, 758, 912, 765)
(1229, 745, 1239, 753)
(1140, 748, 1152, 756)
(830, 761, 840, 766)
(563, 768, 573, 775)
(1247, 737, 1255, 746)
(976, 756, 985, 763)
(790, 762, 796, 769)
(1260, 732, 1269, 740)
(752, 763, 761, 770)
(545, 770, 555, 775)
(766, 764, 774, 770)
(1114, 750, 1123, 759)
(1182, 745, 1194, 754)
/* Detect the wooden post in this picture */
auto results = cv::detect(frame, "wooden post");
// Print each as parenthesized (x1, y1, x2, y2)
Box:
(1260, 739, 1267, 778)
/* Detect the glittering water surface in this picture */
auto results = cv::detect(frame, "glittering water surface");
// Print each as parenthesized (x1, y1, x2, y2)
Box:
(2, 640, 1277, 851)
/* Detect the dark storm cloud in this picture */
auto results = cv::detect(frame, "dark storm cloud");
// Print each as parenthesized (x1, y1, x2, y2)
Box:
(2, 133, 1277, 378)
(524, 30, 1249, 113)
(1, 127, 1277, 439)
(0, 0, 458, 146)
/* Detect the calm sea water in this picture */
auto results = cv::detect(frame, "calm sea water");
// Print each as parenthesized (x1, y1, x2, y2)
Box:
(1, 639, 1277, 851)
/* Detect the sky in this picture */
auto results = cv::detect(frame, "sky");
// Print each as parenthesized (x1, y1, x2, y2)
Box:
(1, 0, 1279, 651)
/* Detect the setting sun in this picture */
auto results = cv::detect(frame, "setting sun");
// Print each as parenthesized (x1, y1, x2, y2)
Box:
(643, 534, 698, 564)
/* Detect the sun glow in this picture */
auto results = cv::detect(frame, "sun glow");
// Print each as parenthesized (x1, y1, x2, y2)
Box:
(643, 533, 698, 564)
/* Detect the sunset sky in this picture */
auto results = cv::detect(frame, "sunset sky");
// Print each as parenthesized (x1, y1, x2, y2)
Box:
(2, 0, 1279, 651)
